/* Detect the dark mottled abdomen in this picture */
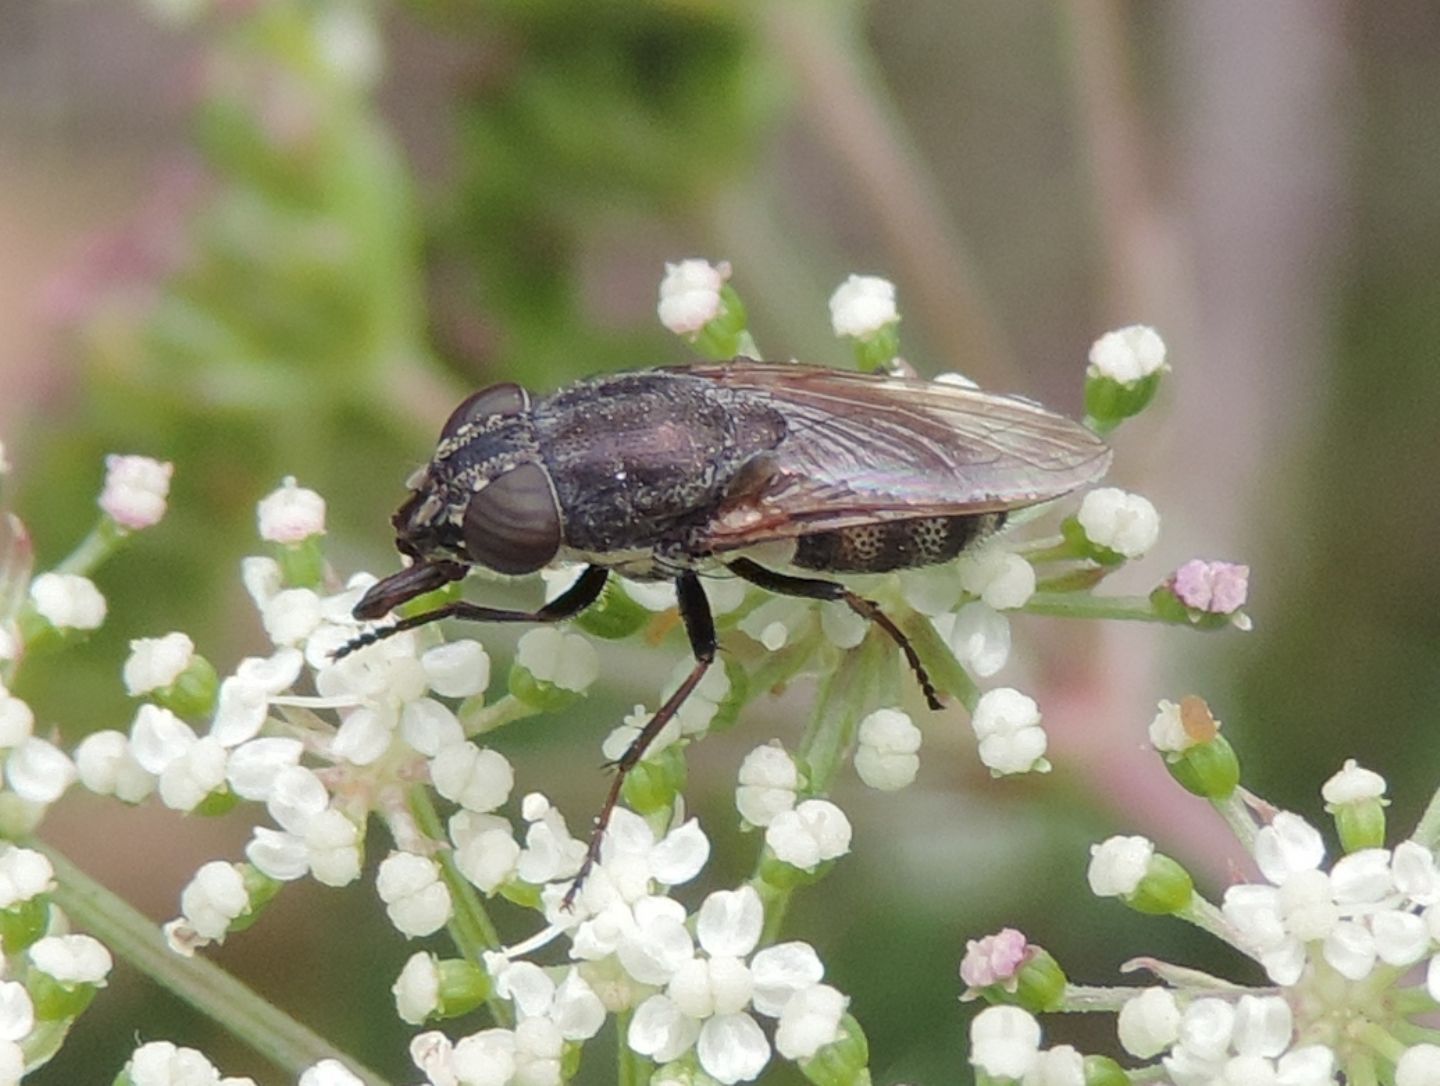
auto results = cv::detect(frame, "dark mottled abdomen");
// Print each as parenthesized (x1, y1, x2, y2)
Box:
(793, 512, 1006, 573)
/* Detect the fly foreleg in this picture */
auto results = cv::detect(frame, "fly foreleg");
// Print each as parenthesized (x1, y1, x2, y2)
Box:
(562, 569, 715, 909)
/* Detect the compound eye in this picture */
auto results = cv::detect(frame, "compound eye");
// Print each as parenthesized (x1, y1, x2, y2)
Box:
(462, 462, 562, 575)
(440, 383, 528, 441)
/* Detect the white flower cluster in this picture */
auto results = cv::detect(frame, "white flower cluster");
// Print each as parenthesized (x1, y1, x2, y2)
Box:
(970, 759, 1440, 1085)
(121, 1040, 363, 1086)
(0, 847, 112, 1082)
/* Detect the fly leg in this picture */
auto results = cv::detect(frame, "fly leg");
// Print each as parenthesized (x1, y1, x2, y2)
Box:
(726, 556, 943, 711)
(336, 565, 610, 659)
(563, 569, 715, 909)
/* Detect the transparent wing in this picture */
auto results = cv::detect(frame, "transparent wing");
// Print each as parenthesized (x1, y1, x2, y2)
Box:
(675, 361, 1111, 549)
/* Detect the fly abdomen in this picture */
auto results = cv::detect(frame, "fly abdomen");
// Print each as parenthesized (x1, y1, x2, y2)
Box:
(792, 512, 1006, 574)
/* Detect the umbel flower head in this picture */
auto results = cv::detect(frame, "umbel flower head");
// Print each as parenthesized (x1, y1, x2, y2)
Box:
(962, 699, 1440, 1086)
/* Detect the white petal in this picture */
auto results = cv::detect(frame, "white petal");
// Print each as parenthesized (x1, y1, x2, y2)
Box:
(1373, 910, 1430, 966)
(774, 983, 846, 1060)
(1322, 920, 1377, 980)
(627, 995, 700, 1063)
(750, 942, 824, 1017)
(1231, 995, 1291, 1058)
(648, 818, 710, 886)
(1330, 848, 1393, 905)
(697, 886, 764, 958)
(1254, 813, 1325, 884)
(697, 1012, 770, 1085)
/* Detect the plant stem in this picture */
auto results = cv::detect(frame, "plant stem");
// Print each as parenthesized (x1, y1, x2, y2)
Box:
(37, 843, 389, 1086)
(1021, 592, 1170, 623)
(405, 788, 512, 1025)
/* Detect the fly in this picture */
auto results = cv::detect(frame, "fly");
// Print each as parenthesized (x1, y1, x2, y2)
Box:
(338, 360, 1111, 902)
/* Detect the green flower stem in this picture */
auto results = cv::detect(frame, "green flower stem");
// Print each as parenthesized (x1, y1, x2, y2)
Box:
(898, 611, 978, 712)
(405, 787, 512, 1027)
(1127, 1069, 1177, 1084)
(1009, 536, 1068, 560)
(744, 627, 826, 711)
(55, 519, 127, 577)
(1174, 893, 1249, 956)
(1020, 592, 1172, 624)
(1393, 986, 1440, 1015)
(1058, 985, 1147, 1013)
(756, 871, 793, 947)
(615, 1009, 649, 1086)
(752, 633, 884, 947)
(1353, 1019, 1408, 1062)
(1409, 779, 1440, 848)
(36, 843, 388, 1086)
(1211, 791, 1259, 854)
(461, 693, 538, 737)
(799, 631, 884, 792)
(1393, 1022, 1440, 1047)
(1346, 1054, 1380, 1086)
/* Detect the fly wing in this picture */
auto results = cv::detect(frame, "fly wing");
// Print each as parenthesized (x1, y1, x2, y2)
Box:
(675, 361, 1111, 550)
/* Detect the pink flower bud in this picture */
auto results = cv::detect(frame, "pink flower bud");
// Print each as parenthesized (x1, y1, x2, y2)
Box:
(1169, 559, 1249, 614)
(960, 927, 1031, 988)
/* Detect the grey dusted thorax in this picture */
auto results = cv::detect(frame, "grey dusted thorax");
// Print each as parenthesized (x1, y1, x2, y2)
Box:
(531, 372, 788, 557)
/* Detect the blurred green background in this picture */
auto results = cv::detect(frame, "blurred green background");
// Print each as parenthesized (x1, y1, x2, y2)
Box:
(3, 1, 1439, 1082)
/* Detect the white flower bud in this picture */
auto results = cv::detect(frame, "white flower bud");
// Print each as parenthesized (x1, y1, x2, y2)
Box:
(256, 477, 326, 543)
(969, 1005, 1041, 1080)
(430, 742, 513, 813)
(454, 820, 520, 895)
(5, 736, 77, 803)
(75, 730, 156, 803)
(28, 572, 106, 631)
(0, 982, 34, 1045)
(1322, 758, 1387, 805)
(127, 1041, 224, 1084)
(657, 259, 731, 335)
(304, 808, 363, 887)
(515, 627, 599, 692)
(1398, 1043, 1440, 1086)
(158, 736, 228, 811)
(394, 952, 440, 1025)
(30, 933, 112, 985)
(1117, 987, 1180, 1058)
(0, 690, 35, 748)
(1088, 835, 1155, 897)
(971, 688, 1047, 775)
(853, 708, 921, 790)
(1087, 325, 1167, 384)
(0, 846, 54, 907)
(261, 588, 323, 647)
(123, 632, 196, 696)
(377, 852, 451, 937)
(958, 550, 1036, 610)
(99, 454, 173, 530)
(422, 640, 491, 699)
(766, 799, 851, 870)
(179, 861, 250, 940)
(828, 274, 898, 339)
(1077, 488, 1160, 558)
(735, 743, 799, 827)
(934, 603, 1011, 677)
